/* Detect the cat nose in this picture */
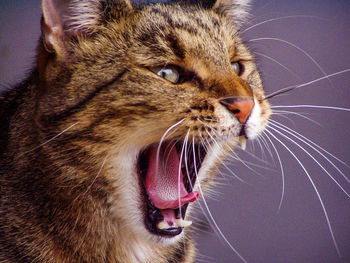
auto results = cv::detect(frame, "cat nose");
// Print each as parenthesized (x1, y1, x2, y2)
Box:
(220, 97, 255, 124)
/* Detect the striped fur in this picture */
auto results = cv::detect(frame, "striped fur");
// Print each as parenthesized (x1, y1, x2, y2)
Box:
(0, 0, 269, 262)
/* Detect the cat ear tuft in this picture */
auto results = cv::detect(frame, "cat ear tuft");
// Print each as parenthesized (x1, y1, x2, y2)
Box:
(213, 0, 252, 26)
(41, 0, 133, 55)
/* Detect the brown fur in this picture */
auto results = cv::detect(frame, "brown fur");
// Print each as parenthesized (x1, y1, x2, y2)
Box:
(0, 0, 270, 262)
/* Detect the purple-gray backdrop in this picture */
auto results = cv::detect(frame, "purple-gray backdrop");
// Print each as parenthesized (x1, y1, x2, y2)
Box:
(1, 1, 349, 262)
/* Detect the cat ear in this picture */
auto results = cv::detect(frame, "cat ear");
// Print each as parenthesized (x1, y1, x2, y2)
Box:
(212, 0, 252, 26)
(41, 0, 133, 55)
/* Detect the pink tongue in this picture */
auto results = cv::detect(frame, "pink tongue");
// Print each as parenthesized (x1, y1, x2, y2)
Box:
(145, 143, 199, 210)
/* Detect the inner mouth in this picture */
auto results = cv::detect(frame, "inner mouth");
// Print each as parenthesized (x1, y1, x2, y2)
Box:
(138, 140, 207, 237)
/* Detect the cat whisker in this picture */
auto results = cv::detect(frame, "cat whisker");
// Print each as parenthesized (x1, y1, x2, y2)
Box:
(177, 129, 190, 219)
(197, 134, 238, 185)
(73, 155, 108, 203)
(258, 132, 275, 162)
(269, 120, 350, 185)
(189, 137, 223, 242)
(264, 69, 350, 101)
(241, 15, 326, 34)
(265, 129, 341, 257)
(255, 135, 268, 161)
(271, 104, 350, 112)
(270, 117, 349, 169)
(156, 118, 185, 175)
(254, 51, 302, 81)
(191, 139, 248, 263)
(269, 123, 350, 197)
(249, 37, 334, 90)
(272, 110, 321, 126)
(262, 132, 286, 212)
(235, 145, 275, 169)
(197, 118, 268, 172)
(164, 139, 181, 169)
(205, 129, 247, 183)
(20, 122, 79, 157)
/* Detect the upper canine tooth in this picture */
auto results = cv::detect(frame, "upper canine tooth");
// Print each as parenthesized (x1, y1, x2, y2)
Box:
(175, 219, 192, 228)
(239, 136, 247, 150)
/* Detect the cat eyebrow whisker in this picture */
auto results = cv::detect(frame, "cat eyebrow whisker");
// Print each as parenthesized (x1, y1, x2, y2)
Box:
(249, 37, 334, 90)
(241, 15, 326, 34)
(254, 51, 302, 81)
(265, 128, 341, 257)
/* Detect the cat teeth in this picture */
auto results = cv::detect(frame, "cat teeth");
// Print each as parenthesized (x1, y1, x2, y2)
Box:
(157, 219, 192, 230)
(175, 219, 192, 228)
(239, 136, 247, 150)
(157, 221, 169, 230)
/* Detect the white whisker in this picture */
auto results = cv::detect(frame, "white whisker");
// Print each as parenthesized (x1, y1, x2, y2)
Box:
(255, 135, 268, 161)
(269, 121, 350, 187)
(189, 138, 222, 242)
(156, 118, 185, 176)
(262, 132, 285, 212)
(269, 118, 349, 169)
(271, 104, 350, 112)
(178, 129, 190, 218)
(265, 129, 341, 257)
(254, 51, 302, 81)
(83, 156, 108, 197)
(205, 130, 247, 183)
(266, 69, 350, 100)
(20, 122, 79, 157)
(259, 133, 275, 162)
(241, 15, 325, 34)
(249, 37, 334, 90)
(272, 110, 321, 126)
(192, 139, 248, 263)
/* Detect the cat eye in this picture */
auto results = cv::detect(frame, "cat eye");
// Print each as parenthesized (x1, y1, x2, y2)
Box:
(231, 62, 243, 76)
(150, 66, 180, 84)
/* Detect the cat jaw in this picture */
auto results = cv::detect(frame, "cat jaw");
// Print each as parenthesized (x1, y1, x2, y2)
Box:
(104, 93, 268, 249)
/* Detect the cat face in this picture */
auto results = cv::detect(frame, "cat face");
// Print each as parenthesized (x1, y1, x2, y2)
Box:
(39, 0, 270, 247)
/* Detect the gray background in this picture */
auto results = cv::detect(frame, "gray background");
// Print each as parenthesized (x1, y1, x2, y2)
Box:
(1, 0, 349, 262)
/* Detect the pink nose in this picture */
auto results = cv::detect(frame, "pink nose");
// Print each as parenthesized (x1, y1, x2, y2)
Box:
(220, 97, 255, 124)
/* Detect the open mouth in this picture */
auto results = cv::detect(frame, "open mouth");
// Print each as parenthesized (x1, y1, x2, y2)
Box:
(138, 140, 207, 237)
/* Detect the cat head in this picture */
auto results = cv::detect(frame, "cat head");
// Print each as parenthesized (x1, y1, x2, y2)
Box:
(37, 0, 269, 251)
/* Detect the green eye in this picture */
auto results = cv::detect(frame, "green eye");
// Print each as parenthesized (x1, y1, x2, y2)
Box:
(151, 66, 180, 84)
(231, 62, 242, 75)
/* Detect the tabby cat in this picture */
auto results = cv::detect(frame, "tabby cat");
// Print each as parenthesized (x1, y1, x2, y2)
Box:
(0, 0, 271, 262)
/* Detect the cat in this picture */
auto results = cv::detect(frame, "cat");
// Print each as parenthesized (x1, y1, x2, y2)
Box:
(0, 0, 272, 262)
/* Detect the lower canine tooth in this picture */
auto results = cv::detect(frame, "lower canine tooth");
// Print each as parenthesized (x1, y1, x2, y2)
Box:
(175, 219, 192, 228)
(157, 221, 168, 230)
(239, 136, 247, 150)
